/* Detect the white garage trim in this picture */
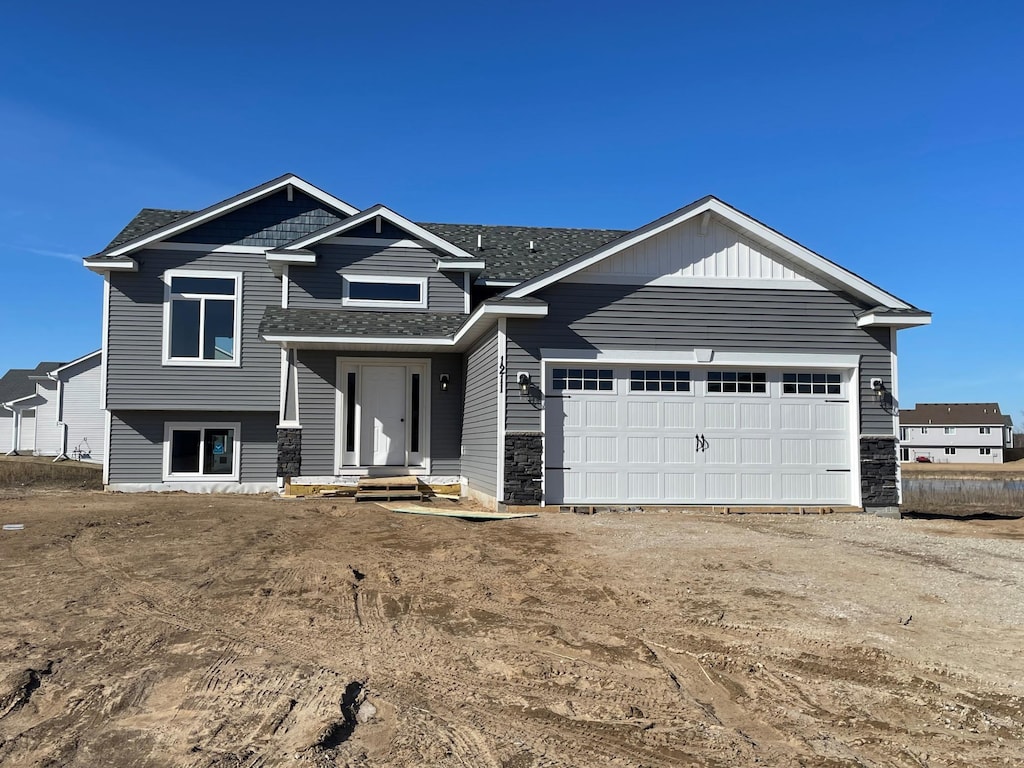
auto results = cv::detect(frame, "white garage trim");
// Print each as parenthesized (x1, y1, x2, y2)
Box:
(540, 354, 860, 512)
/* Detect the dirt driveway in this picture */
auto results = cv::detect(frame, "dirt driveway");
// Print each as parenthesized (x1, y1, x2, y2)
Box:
(0, 492, 1022, 767)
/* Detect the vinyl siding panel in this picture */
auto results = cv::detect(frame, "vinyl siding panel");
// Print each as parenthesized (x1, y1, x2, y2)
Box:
(107, 249, 280, 410)
(19, 410, 36, 452)
(33, 380, 61, 455)
(108, 410, 277, 484)
(461, 329, 500, 498)
(169, 190, 346, 248)
(289, 244, 466, 313)
(60, 356, 105, 462)
(295, 351, 464, 476)
(505, 285, 893, 435)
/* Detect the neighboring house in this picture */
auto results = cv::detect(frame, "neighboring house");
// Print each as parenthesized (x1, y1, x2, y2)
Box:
(900, 403, 1014, 463)
(83, 174, 930, 514)
(1, 355, 104, 461)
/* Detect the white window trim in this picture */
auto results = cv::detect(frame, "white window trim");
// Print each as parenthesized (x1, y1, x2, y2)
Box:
(944, 447, 956, 455)
(705, 370, 770, 397)
(341, 274, 428, 309)
(163, 421, 241, 482)
(944, 427, 957, 435)
(780, 371, 845, 397)
(980, 426, 992, 434)
(626, 368, 693, 396)
(549, 367, 617, 395)
(162, 270, 243, 367)
(980, 447, 992, 455)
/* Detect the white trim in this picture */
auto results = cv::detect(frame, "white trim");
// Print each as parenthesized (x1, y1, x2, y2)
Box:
(539, 348, 860, 369)
(100, 276, 110, 409)
(161, 270, 243, 367)
(325, 236, 426, 248)
(476, 279, 520, 287)
(507, 197, 915, 310)
(463, 272, 471, 315)
(263, 301, 548, 348)
(277, 349, 301, 428)
(105, 174, 359, 258)
(49, 349, 102, 377)
(102, 409, 112, 485)
(162, 421, 241, 482)
(83, 258, 137, 273)
(145, 242, 270, 254)
(891, 327, 901, 504)
(496, 319, 507, 504)
(341, 274, 428, 310)
(284, 204, 478, 261)
(107, 481, 276, 494)
(437, 259, 486, 272)
(564, 274, 826, 291)
(266, 250, 317, 265)
(281, 264, 290, 309)
(857, 311, 932, 328)
(335, 357, 431, 472)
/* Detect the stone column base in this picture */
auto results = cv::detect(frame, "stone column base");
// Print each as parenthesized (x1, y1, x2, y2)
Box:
(860, 435, 898, 515)
(277, 428, 302, 478)
(504, 432, 542, 505)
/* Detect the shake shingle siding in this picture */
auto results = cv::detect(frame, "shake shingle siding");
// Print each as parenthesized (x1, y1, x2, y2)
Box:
(505, 284, 894, 435)
(288, 244, 465, 314)
(108, 411, 277, 483)
(107, 249, 280, 410)
(461, 329, 499, 498)
(295, 350, 464, 477)
(168, 190, 345, 248)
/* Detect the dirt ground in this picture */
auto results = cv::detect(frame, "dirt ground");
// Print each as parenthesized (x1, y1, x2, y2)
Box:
(1, 491, 1023, 767)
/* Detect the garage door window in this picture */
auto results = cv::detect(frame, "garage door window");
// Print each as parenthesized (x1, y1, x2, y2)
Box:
(707, 371, 767, 394)
(629, 369, 691, 392)
(782, 372, 841, 395)
(551, 368, 613, 392)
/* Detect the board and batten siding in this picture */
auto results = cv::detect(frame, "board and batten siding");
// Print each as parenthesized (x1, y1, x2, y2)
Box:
(460, 329, 500, 498)
(505, 284, 894, 435)
(107, 411, 277, 484)
(33, 380, 61, 455)
(288, 244, 466, 314)
(106, 249, 281, 410)
(59, 355, 105, 462)
(295, 350, 464, 476)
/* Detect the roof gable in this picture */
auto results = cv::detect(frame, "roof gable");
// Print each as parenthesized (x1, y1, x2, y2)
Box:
(506, 196, 920, 311)
(95, 174, 359, 259)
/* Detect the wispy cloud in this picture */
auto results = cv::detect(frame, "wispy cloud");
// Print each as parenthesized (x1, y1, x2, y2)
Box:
(0, 243, 80, 262)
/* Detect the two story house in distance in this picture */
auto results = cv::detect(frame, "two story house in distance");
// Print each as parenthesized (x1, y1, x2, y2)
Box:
(84, 174, 930, 515)
(900, 403, 1013, 463)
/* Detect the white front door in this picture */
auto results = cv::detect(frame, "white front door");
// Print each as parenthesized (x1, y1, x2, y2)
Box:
(361, 366, 407, 465)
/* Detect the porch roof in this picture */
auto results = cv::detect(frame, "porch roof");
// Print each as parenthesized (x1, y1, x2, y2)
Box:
(260, 308, 466, 338)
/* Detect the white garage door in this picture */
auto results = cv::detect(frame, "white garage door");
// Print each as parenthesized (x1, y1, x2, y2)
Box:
(545, 366, 853, 505)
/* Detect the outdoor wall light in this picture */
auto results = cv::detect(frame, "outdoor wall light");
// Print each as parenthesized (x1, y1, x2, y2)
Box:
(517, 372, 531, 395)
(439, 373, 450, 392)
(870, 378, 885, 399)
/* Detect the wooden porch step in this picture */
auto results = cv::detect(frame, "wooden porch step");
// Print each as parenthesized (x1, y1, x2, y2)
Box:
(354, 476, 424, 502)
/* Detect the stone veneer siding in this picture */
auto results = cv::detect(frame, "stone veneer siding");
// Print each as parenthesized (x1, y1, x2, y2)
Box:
(504, 432, 543, 505)
(277, 428, 302, 478)
(860, 436, 898, 507)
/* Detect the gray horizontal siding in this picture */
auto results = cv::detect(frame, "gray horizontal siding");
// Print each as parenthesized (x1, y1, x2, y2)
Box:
(295, 351, 463, 476)
(461, 329, 499, 498)
(107, 249, 280, 410)
(108, 410, 277, 484)
(288, 244, 466, 313)
(60, 357, 105, 462)
(505, 285, 894, 435)
(169, 190, 345, 248)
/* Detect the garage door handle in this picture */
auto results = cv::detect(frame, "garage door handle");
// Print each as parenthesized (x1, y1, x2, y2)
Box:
(699, 434, 709, 452)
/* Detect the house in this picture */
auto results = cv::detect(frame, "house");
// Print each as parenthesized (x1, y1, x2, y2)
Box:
(1, 354, 105, 461)
(83, 174, 930, 515)
(900, 403, 1013, 463)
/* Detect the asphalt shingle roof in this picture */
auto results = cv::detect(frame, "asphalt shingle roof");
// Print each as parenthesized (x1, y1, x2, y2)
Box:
(901, 403, 1010, 427)
(259, 308, 467, 338)
(0, 362, 64, 405)
(97, 208, 626, 281)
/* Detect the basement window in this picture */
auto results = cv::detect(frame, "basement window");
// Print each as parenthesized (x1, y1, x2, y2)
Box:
(342, 275, 427, 309)
(164, 423, 239, 481)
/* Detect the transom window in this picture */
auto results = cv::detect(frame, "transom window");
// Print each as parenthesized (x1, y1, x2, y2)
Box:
(552, 368, 613, 392)
(629, 369, 690, 392)
(342, 275, 427, 308)
(164, 423, 239, 481)
(164, 272, 240, 365)
(783, 372, 841, 395)
(707, 371, 767, 394)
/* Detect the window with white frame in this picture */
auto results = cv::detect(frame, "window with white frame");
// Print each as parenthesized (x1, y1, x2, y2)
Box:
(629, 369, 690, 392)
(164, 423, 239, 480)
(921, 427, 929, 434)
(552, 368, 613, 392)
(164, 272, 240, 364)
(980, 427, 991, 434)
(899, 427, 907, 440)
(944, 447, 956, 455)
(944, 427, 956, 435)
(342, 275, 427, 309)
(980, 447, 992, 455)
(782, 372, 841, 395)
(707, 371, 767, 394)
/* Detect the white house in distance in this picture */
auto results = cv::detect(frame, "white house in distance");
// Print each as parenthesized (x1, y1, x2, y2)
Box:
(1, 351, 105, 463)
(900, 403, 1013, 463)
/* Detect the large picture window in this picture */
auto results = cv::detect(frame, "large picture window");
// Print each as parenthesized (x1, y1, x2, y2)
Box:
(164, 271, 240, 365)
(342, 275, 428, 309)
(164, 423, 239, 481)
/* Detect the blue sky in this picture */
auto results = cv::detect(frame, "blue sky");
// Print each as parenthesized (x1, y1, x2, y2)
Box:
(1, 1, 1021, 424)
